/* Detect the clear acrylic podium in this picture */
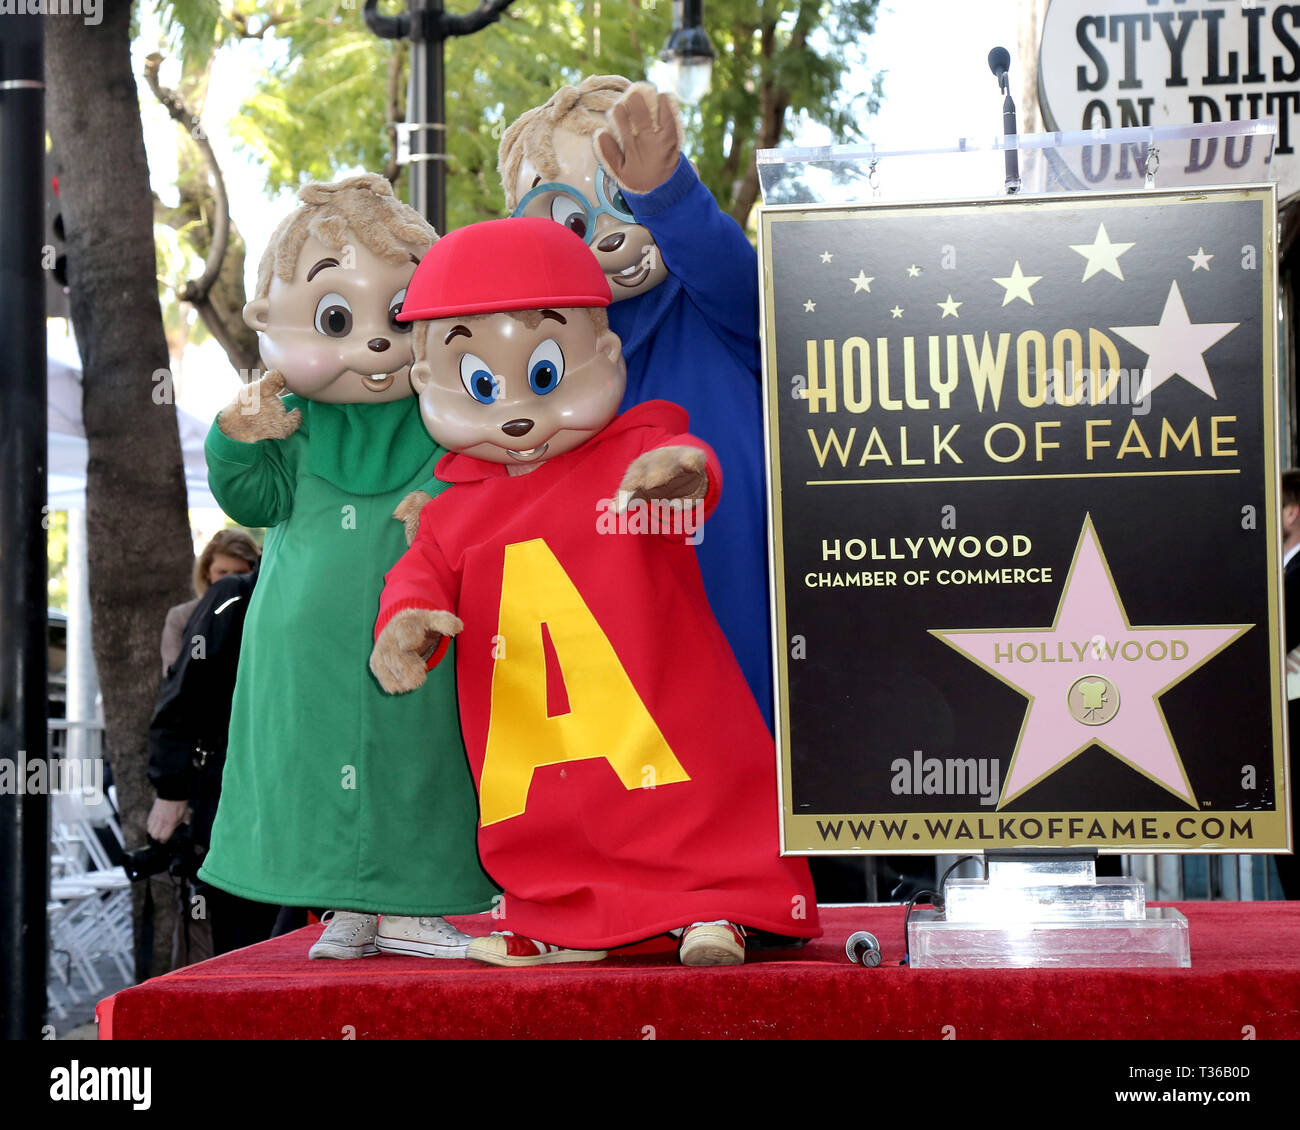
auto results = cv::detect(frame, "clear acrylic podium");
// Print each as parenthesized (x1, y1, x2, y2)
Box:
(907, 852, 1189, 969)
(758, 120, 1277, 970)
(758, 119, 1276, 205)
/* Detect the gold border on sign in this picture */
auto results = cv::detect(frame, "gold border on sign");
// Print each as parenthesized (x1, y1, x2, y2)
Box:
(759, 185, 1289, 855)
(781, 808, 1288, 854)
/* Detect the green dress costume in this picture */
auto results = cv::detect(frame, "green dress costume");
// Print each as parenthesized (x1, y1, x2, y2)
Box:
(198, 394, 497, 914)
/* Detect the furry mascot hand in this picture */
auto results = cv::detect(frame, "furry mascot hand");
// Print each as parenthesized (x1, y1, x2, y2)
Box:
(216, 370, 303, 443)
(616, 445, 708, 512)
(594, 82, 683, 194)
(393, 490, 433, 546)
(370, 608, 464, 694)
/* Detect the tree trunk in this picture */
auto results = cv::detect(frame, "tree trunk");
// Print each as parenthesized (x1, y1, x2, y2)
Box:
(45, 0, 195, 980)
(726, 4, 818, 230)
(730, 82, 791, 230)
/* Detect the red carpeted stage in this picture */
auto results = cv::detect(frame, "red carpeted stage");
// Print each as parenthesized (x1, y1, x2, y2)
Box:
(97, 902, 1300, 1040)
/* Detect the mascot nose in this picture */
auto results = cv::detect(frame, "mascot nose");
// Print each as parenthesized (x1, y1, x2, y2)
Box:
(367, 338, 391, 352)
(501, 419, 534, 437)
(596, 232, 625, 252)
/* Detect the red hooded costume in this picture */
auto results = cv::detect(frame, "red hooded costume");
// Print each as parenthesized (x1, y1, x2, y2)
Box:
(376, 399, 819, 949)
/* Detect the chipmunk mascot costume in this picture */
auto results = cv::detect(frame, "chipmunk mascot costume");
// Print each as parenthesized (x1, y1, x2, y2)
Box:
(199, 175, 496, 960)
(500, 76, 775, 729)
(370, 218, 819, 967)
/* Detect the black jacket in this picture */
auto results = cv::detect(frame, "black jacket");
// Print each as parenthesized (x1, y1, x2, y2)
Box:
(1286, 552, 1300, 653)
(147, 568, 257, 842)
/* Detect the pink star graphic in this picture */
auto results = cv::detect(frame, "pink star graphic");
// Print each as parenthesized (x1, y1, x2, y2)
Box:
(932, 517, 1251, 807)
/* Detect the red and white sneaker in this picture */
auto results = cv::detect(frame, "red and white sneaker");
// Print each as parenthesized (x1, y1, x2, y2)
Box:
(465, 931, 607, 967)
(679, 921, 746, 966)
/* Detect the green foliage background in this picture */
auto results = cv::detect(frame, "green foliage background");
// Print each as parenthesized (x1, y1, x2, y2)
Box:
(47, 509, 68, 610)
(156, 1, 882, 232)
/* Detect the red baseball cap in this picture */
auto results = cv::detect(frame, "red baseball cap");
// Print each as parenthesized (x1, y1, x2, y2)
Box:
(397, 216, 611, 321)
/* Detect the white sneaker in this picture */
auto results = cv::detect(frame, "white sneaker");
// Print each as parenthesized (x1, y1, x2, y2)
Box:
(679, 920, 746, 966)
(375, 915, 472, 958)
(308, 910, 379, 959)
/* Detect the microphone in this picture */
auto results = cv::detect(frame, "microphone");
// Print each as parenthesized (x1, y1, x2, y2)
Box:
(988, 46, 1011, 94)
(988, 46, 1020, 194)
(845, 930, 883, 967)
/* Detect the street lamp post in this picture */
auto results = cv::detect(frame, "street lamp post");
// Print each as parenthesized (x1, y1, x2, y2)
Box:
(364, 0, 516, 233)
(0, 11, 49, 1041)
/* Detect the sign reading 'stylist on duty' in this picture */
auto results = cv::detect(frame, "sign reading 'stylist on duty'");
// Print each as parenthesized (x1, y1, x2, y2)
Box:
(1038, 0, 1300, 199)
(760, 186, 1289, 854)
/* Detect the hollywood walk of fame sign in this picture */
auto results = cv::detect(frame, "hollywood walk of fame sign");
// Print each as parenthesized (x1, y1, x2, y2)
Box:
(760, 185, 1290, 854)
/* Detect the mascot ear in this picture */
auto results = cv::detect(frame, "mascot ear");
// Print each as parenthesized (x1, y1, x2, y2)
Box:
(410, 359, 433, 395)
(243, 298, 270, 333)
(595, 329, 623, 364)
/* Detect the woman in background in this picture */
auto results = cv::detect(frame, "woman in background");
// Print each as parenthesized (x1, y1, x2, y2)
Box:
(160, 528, 260, 674)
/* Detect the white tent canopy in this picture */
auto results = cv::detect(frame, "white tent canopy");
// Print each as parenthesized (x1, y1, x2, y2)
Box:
(47, 323, 219, 510)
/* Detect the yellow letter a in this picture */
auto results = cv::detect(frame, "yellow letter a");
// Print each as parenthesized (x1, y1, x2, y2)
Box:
(479, 539, 689, 826)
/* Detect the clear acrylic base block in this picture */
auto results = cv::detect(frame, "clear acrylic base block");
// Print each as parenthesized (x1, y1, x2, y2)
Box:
(908, 856, 1190, 968)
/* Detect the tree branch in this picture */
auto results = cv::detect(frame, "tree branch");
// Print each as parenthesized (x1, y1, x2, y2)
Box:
(223, 10, 291, 40)
(194, 303, 258, 372)
(143, 52, 258, 373)
(142, 53, 229, 305)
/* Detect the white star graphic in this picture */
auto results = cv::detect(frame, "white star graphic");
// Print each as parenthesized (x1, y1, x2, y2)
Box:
(1110, 280, 1238, 400)
(907, 264, 921, 278)
(803, 299, 816, 313)
(1070, 222, 1135, 282)
(992, 260, 1043, 306)
(890, 305, 904, 318)
(933, 517, 1249, 807)
(850, 270, 874, 293)
(820, 251, 833, 263)
(937, 294, 962, 318)
(1188, 247, 1214, 271)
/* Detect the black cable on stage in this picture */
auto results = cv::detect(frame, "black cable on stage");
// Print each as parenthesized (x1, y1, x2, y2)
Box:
(900, 854, 981, 966)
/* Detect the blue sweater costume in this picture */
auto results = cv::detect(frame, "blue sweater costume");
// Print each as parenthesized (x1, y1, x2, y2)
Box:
(609, 156, 772, 728)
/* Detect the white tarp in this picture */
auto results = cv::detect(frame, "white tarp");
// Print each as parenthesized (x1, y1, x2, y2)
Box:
(46, 323, 219, 510)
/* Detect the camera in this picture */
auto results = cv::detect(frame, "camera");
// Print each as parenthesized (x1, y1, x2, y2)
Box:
(122, 824, 205, 883)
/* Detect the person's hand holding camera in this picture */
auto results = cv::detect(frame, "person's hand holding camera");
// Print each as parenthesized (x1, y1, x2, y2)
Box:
(147, 798, 191, 844)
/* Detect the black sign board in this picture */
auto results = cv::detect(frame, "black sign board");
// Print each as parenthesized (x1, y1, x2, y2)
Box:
(761, 186, 1289, 854)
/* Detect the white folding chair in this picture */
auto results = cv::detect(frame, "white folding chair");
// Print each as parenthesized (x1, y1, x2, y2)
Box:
(49, 786, 134, 986)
